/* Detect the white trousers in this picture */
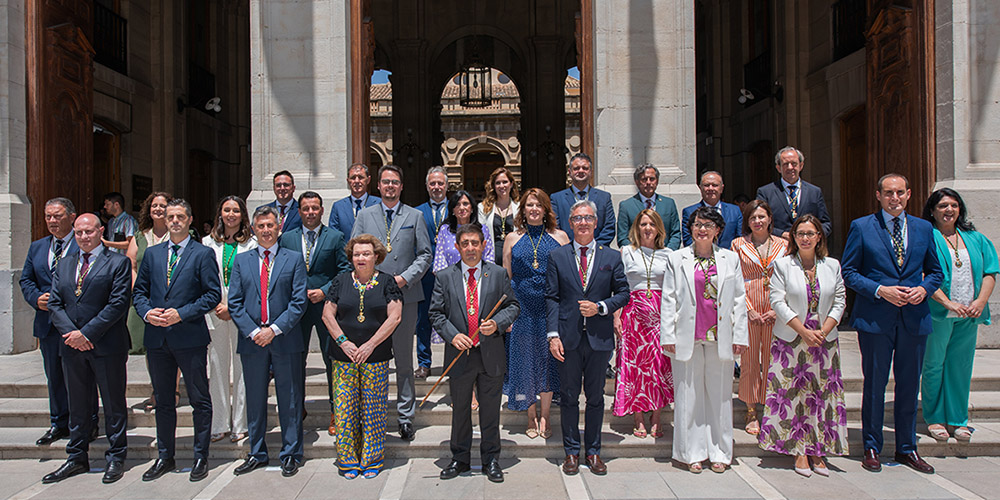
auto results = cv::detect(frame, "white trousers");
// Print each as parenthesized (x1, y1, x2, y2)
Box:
(208, 318, 247, 435)
(672, 341, 734, 465)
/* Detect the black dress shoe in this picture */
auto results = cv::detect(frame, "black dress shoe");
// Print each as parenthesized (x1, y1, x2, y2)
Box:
(102, 461, 124, 484)
(36, 427, 69, 446)
(233, 457, 268, 476)
(439, 460, 470, 480)
(894, 451, 935, 474)
(190, 458, 209, 482)
(142, 457, 176, 481)
(42, 460, 88, 483)
(399, 422, 415, 441)
(413, 366, 430, 379)
(861, 449, 881, 472)
(484, 459, 504, 483)
(281, 456, 299, 477)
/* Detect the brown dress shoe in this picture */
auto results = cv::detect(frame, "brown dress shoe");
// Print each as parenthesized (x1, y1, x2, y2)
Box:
(414, 366, 430, 379)
(328, 413, 336, 436)
(861, 449, 881, 472)
(562, 455, 580, 475)
(894, 451, 934, 474)
(586, 454, 607, 475)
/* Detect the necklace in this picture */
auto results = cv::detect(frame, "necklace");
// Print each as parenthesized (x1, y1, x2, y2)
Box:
(352, 272, 379, 323)
(639, 246, 656, 297)
(222, 241, 237, 286)
(526, 226, 543, 269)
(944, 232, 963, 268)
(381, 208, 396, 253)
(496, 205, 511, 239)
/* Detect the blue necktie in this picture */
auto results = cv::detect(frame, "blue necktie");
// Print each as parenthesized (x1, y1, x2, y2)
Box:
(354, 199, 363, 216)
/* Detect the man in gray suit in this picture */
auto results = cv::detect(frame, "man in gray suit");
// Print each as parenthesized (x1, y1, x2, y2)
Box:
(755, 146, 832, 238)
(351, 164, 433, 441)
(429, 224, 519, 483)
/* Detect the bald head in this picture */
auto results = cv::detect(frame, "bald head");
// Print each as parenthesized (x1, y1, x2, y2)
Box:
(74, 213, 104, 253)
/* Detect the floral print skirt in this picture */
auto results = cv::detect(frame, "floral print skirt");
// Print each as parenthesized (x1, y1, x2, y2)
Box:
(758, 335, 849, 457)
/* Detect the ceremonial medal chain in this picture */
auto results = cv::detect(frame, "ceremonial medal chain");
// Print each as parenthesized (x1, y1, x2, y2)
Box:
(945, 232, 963, 268)
(353, 272, 379, 323)
(526, 228, 543, 269)
(639, 247, 655, 298)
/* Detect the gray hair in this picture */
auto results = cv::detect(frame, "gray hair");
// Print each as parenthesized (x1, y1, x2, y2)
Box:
(348, 162, 370, 177)
(699, 170, 723, 185)
(426, 166, 447, 183)
(253, 205, 280, 223)
(774, 146, 805, 165)
(570, 199, 597, 215)
(633, 163, 659, 183)
(45, 197, 76, 215)
(166, 198, 193, 218)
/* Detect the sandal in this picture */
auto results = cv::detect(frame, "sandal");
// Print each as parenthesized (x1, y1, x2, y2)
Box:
(711, 462, 727, 473)
(688, 462, 703, 474)
(632, 427, 647, 438)
(745, 408, 760, 435)
(143, 397, 155, 412)
(928, 424, 950, 441)
(526, 424, 540, 439)
(211, 432, 229, 443)
(343, 470, 359, 480)
(363, 470, 380, 479)
(230, 432, 248, 443)
(539, 428, 552, 439)
(954, 426, 972, 442)
(649, 423, 663, 438)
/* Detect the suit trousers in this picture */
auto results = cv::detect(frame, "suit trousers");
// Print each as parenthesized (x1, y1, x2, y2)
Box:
(242, 348, 305, 462)
(62, 350, 128, 464)
(415, 276, 435, 369)
(559, 337, 613, 457)
(671, 341, 734, 465)
(147, 343, 213, 460)
(448, 347, 503, 465)
(394, 302, 418, 425)
(922, 317, 978, 427)
(208, 319, 247, 435)
(300, 303, 336, 412)
(858, 326, 927, 454)
(39, 334, 70, 429)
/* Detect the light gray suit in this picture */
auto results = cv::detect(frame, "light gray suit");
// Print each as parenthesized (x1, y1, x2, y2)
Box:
(352, 202, 432, 424)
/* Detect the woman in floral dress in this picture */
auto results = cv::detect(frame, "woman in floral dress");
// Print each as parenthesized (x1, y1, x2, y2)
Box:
(760, 214, 848, 477)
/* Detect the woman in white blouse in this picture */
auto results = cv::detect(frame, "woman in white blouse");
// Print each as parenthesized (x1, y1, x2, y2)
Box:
(478, 167, 520, 266)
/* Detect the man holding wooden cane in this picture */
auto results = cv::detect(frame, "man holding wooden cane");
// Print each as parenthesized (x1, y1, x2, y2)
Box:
(429, 224, 519, 483)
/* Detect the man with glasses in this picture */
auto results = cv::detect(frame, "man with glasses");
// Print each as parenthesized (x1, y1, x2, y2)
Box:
(414, 166, 449, 379)
(351, 164, 433, 441)
(681, 171, 742, 248)
(328, 163, 381, 237)
(755, 146, 832, 239)
(261, 170, 301, 233)
(551, 153, 617, 246)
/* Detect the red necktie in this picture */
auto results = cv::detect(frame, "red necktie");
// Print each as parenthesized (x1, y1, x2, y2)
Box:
(645, 199, 653, 210)
(579, 246, 588, 288)
(467, 268, 479, 346)
(260, 250, 270, 324)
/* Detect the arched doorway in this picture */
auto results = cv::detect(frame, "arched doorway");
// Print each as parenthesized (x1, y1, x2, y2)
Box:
(462, 149, 505, 200)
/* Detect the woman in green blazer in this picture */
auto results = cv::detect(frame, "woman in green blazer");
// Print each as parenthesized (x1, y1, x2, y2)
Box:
(921, 188, 998, 442)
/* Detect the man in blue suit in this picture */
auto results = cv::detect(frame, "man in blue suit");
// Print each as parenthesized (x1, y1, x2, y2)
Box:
(20, 198, 98, 446)
(842, 173, 943, 475)
(681, 171, 742, 248)
(328, 163, 381, 237)
(755, 146, 832, 238)
(280, 191, 349, 436)
(413, 166, 449, 378)
(547, 200, 629, 476)
(260, 170, 301, 233)
(43, 213, 132, 484)
(551, 153, 616, 246)
(616, 164, 682, 249)
(133, 199, 221, 482)
(230, 205, 308, 477)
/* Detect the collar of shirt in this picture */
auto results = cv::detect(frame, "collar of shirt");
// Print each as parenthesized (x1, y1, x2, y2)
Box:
(276, 199, 293, 210)
(573, 240, 596, 255)
(80, 244, 105, 260)
(780, 178, 801, 191)
(639, 193, 657, 206)
(52, 232, 73, 252)
(381, 201, 401, 213)
(574, 186, 591, 199)
(257, 242, 278, 259)
(881, 210, 908, 249)
(169, 235, 191, 252)
(350, 194, 368, 204)
(302, 225, 322, 238)
(460, 260, 482, 280)
(701, 200, 722, 210)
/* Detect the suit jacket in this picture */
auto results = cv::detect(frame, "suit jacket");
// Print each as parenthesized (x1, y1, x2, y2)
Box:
(201, 235, 258, 330)
(545, 243, 630, 352)
(756, 180, 832, 236)
(48, 247, 132, 356)
(351, 203, 433, 303)
(279, 225, 350, 298)
(769, 255, 846, 343)
(659, 246, 749, 362)
(263, 199, 302, 233)
(20, 236, 79, 338)
(133, 239, 222, 350)
(415, 200, 447, 256)
(841, 212, 943, 335)
(929, 228, 999, 324)
(228, 246, 309, 354)
(617, 193, 682, 250)
(551, 187, 616, 246)
(428, 261, 520, 377)
(328, 194, 381, 238)
(681, 200, 743, 249)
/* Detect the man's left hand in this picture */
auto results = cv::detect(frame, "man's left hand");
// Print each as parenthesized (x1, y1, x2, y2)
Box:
(905, 286, 927, 305)
(254, 327, 275, 347)
(578, 300, 598, 317)
(307, 289, 326, 304)
(63, 331, 93, 351)
(160, 308, 182, 326)
(479, 320, 498, 336)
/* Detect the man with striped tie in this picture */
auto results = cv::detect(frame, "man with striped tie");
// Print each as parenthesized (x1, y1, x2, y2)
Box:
(414, 166, 449, 379)
(755, 146, 832, 239)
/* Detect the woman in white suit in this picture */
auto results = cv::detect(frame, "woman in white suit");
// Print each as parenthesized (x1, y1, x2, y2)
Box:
(203, 196, 257, 442)
(478, 167, 520, 266)
(661, 206, 748, 474)
(759, 214, 848, 477)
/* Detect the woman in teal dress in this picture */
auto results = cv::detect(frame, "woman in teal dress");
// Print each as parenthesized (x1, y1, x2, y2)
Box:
(921, 188, 998, 442)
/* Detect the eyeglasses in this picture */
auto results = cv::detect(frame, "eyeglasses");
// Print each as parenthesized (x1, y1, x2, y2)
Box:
(569, 215, 597, 223)
(380, 179, 402, 186)
(794, 231, 820, 238)
(692, 222, 717, 230)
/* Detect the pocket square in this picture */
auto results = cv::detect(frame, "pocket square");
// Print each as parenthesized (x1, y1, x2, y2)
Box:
(599, 265, 612, 271)
(400, 225, 414, 230)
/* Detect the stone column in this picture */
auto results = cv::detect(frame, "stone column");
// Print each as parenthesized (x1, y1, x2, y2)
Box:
(0, 0, 36, 353)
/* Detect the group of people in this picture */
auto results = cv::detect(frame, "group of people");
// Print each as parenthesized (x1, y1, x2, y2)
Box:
(20, 145, 996, 485)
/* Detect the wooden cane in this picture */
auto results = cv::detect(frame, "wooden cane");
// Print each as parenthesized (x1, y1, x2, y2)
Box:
(419, 294, 508, 408)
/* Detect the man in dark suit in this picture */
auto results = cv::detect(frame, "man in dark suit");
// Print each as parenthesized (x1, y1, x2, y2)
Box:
(551, 153, 616, 246)
(133, 199, 221, 482)
(413, 166, 449, 379)
(261, 170, 301, 233)
(616, 164, 682, 249)
(279, 191, 349, 436)
(547, 200, 629, 476)
(328, 162, 381, 237)
(230, 205, 309, 477)
(19, 197, 98, 446)
(755, 146, 832, 238)
(430, 224, 520, 483)
(351, 164, 433, 441)
(842, 173, 943, 475)
(681, 171, 742, 248)
(42, 213, 132, 484)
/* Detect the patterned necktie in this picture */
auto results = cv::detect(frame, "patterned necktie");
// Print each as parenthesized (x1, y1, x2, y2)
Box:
(167, 244, 181, 285)
(354, 199, 363, 216)
(305, 230, 317, 270)
(891, 217, 905, 267)
(260, 250, 271, 324)
(385, 209, 394, 228)
(645, 199, 653, 210)
(51, 239, 64, 273)
(788, 185, 799, 218)
(76, 252, 91, 296)
(279, 205, 287, 228)
(467, 268, 479, 346)
(579, 246, 589, 288)
(432, 203, 443, 227)
(577, 190, 587, 201)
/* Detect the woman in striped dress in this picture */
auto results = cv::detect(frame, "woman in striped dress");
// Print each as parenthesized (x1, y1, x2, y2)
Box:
(730, 200, 787, 435)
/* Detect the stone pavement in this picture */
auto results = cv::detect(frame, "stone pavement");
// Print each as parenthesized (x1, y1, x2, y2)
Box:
(2, 455, 999, 500)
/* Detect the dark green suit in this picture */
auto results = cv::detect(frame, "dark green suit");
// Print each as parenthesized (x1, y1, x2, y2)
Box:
(616, 193, 681, 249)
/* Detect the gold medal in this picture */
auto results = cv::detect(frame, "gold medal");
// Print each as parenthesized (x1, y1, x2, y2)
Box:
(956, 260, 963, 268)
(532, 259, 539, 269)
(75, 288, 82, 297)
(468, 306, 476, 315)
(357, 313, 365, 323)
(646, 289, 652, 298)
(387, 243, 392, 253)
